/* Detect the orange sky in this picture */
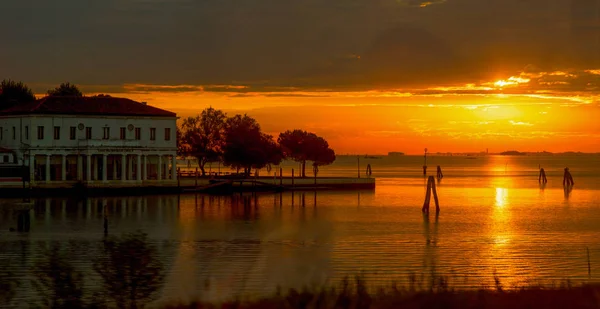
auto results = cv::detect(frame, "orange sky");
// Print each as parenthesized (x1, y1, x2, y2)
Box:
(8, 0, 600, 154)
(56, 70, 600, 155)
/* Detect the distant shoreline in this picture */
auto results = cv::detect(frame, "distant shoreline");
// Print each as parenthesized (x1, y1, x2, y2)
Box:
(338, 152, 599, 157)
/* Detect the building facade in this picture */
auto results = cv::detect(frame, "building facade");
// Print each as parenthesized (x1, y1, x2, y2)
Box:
(0, 96, 178, 187)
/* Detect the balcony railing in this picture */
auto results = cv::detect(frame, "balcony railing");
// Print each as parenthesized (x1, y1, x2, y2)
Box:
(77, 138, 142, 148)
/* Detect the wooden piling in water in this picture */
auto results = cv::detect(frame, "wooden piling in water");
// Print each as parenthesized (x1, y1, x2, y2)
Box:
(280, 168, 283, 186)
(422, 176, 440, 213)
(292, 169, 295, 188)
(563, 167, 574, 187)
(195, 167, 198, 187)
(539, 168, 547, 184)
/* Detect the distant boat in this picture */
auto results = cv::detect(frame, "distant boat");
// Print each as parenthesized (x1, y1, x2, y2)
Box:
(388, 152, 405, 156)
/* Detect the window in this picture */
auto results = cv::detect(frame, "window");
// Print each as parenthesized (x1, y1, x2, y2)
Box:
(12, 127, 15, 140)
(2, 155, 7, 163)
(86, 127, 92, 139)
(53, 127, 60, 140)
(103, 127, 110, 139)
(164, 128, 171, 141)
(120, 127, 126, 140)
(150, 128, 156, 140)
(0, 127, 3, 140)
(135, 128, 141, 140)
(70, 127, 76, 140)
(37, 126, 44, 140)
(25, 126, 29, 140)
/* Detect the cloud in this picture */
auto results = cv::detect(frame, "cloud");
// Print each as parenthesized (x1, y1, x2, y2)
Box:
(396, 0, 447, 7)
(2, 0, 600, 94)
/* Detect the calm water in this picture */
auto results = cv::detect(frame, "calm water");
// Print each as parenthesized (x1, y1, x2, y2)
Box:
(2, 155, 600, 305)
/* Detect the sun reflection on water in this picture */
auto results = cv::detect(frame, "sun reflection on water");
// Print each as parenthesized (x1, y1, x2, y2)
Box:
(495, 188, 508, 208)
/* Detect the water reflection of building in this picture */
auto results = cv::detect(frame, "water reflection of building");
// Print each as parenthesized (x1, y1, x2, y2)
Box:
(1, 193, 336, 304)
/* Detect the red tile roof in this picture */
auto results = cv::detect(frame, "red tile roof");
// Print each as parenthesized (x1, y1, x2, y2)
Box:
(0, 96, 176, 117)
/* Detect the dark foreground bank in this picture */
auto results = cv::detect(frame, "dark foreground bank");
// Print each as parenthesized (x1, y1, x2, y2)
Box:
(162, 284, 600, 309)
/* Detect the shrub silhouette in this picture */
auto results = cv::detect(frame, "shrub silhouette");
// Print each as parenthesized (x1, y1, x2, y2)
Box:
(31, 243, 85, 308)
(93, 232, 164, 309)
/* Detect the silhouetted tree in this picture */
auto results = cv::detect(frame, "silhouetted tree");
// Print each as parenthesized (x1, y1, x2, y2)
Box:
(222, 114, 283, 176)
(0, 79, 35, 109)
(93, 232, 164, 309)
(278, 130, 336, 177)
(178, 108, 227, 176)
(31, 243, 85, 309)
(47, 82, 83, 97)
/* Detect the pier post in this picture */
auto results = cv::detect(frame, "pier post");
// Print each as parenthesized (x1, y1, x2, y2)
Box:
(422, 176, 440, 213)
(357, 156, 360, 179)
(292, 169, 294, 188)
(177, 168, 181, 188)
(436, 166, 443, 180)
(280, 168, 283, 186)
(563, 167, 574, 187)
(195, 167, 198, 187)
(539, 168, 547, 184)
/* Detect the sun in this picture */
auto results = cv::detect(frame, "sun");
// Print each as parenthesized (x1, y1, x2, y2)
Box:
(493, 76, 531, 88)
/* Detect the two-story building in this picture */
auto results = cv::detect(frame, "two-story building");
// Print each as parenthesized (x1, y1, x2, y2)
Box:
(0, 95, 178, 188)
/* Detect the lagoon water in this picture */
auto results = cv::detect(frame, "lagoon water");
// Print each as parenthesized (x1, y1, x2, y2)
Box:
(1, 154, 600, 305)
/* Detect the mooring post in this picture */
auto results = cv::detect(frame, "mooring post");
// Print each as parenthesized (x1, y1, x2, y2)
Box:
(422, 176, 440, 213)
(177, 168, 181, 188)
(292, 169, 295, 188)
(563, 167, 574, 187)
(280, 168, 283, 186)
(422, 177, 432, 213)
(195, 167, 198, 187)
(539, 168, 547, 184)
(436, 166, 443, 180)
(357, 156, 360, 179)
(431, 177, 440, 213)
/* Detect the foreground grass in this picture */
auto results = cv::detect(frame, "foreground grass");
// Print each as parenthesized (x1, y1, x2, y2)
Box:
(162, 277, 600, 309)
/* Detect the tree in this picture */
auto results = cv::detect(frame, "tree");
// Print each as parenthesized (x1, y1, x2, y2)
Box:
(47, 82, 83, 97)
(278, 130, 336, 177)
(94, 232, 164, 309)
(178, 107, 227, 176)
(222, 114, 283, 176)
(0, 79, 35, 109)
(31, 243, 85, 309)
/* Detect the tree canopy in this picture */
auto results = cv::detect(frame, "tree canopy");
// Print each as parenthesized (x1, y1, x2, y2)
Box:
(178, 107, 227, 175)
(47, 82, 83, 97)
(278, 130, 336, 177)
(222, 114, 282, 176)
(0, 79, 35, 109)
(177, 109, 334, 178)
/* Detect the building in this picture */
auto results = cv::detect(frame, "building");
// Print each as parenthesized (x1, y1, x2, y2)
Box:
(0, 96, 178, 188)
